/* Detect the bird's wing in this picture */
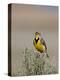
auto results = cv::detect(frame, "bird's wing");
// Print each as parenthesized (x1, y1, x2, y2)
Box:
(40, 38, 49, 57)
(40, 38, 47, 50)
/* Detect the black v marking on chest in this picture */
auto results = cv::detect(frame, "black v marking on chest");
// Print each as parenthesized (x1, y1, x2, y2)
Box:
(35, 38, 39, 44)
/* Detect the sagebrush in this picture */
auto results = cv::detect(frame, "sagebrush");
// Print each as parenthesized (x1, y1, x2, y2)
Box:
(23, 48, 58, 75)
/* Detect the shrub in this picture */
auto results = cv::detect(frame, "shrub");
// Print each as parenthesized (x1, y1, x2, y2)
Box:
(23, 48, 58, 75)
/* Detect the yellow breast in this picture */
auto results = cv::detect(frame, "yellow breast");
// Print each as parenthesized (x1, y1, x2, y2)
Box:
(34, 39, 45, 53)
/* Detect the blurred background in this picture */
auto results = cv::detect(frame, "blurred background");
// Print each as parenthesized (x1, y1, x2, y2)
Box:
(11, 4, 58, 76)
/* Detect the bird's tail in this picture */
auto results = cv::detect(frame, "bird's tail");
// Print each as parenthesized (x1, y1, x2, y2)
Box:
(45, 49, 49, 58)
(46, 53, 49, 58)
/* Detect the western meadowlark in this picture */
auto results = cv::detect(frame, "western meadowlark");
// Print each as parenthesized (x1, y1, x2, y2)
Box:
(33, 32, 49, 57)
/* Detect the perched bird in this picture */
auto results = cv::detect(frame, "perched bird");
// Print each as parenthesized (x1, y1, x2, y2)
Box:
(33, 32, 49, 57)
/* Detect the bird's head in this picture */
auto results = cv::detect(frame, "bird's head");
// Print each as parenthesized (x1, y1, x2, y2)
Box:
(35, 32, 41, 39)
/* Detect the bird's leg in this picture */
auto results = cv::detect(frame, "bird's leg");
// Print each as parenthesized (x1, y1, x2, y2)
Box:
(44, 53, 49, 58)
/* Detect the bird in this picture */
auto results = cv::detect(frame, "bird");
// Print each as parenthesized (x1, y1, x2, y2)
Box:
(33, 32, 49, 57)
